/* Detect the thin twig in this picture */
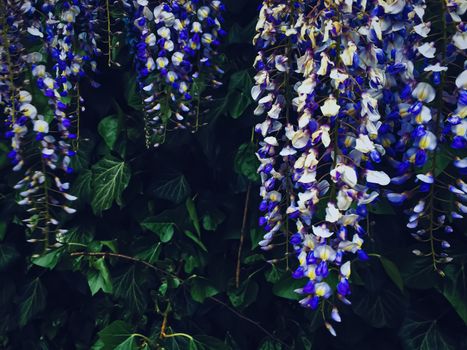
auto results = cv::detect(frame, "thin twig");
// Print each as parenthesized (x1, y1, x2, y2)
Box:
(236, 182, 252, 288)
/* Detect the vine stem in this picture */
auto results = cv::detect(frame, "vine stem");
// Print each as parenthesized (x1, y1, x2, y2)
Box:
(235, 182, 251, 288)
(70, 250, 291, 349)
(105, 0, 112, 67)
(427, 0, 448, 275)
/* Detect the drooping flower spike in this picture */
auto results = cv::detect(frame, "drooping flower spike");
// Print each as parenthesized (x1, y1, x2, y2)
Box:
(253, 0, 393, 333)
(384, 0, 467, 271)
(2, 0, 102, 252)
(131, 0, 226, 147)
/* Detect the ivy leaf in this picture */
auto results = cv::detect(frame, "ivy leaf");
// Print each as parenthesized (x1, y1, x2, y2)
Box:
(114, 336, 138, 350)
(258, 340, 282, 350)
(32, 248, 63, 269)
(186, 198, 201, 237)
(153, 171, 191, 204)
(87, 257, 113, 295)
(380, 256, 404, 292)
(228, 279, 258, 308)
(400, 254, 439, 290)
(73, 169, 93, 203)
(114, 266, 146, 315)
(400, 316, 455, 350)
(140, 218, 175, 243)
(98, 320, 134, 350)
(352, 285, 407, 328)
(440, 263, 467, 325)
(0, 244, 19, 270)
(18, 278, 47, 327)
(272, 274, 304, 300)
(91, 157, 131, 215)
(234, 143, 260, 182)
(202, 208, 225, 231)
(190, 277, 219, 303)
(184, 230, 208, 252)
(124, 74, 142, 111)
(226, 70, 253, 118)
(98, 115, 121, 150)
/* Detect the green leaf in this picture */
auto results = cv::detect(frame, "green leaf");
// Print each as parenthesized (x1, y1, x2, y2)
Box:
(140, 218, 175, 243)
(202, 208, 226, 231)
(135, 242, 162, 264)
(440, 264, 467, 325)
(228, 279, 258, 308)
(91, 157, 131, 215)
(227, 91, 251, 119)
(380, 257, 404, 292)
(226, 70, 253, 119)
(32, 248, 63, 269)
(234, 143, 259, 182)
(400, 254, 439, 289)
(184, 230, 208, 252)
(400, 316, 455, 350)
(258, 340, 282, 350)
(190, 277, 219, 303)
(0, 244, 19, 270)
(0, 222, 7, 241)
(153, 172, 191, 204)
(368, 199, 396, 215)
(124, 74, 142, 111)
(272, 274, 304, 300)
(113, 266, 146, 315)
(98, 320, 133, 350)
(87, 257, 113, 295)
(98, 115, 121, 150)
(73, 169, 93, 203)
(250, 228, 263, 249)
(114, 336, 138, 350)
(352, 285, 407, 328)
(18, 278, 47, 327)
(186, 198, 201, 236)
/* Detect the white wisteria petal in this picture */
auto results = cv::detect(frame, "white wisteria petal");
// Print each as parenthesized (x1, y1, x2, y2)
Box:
(321, 96, 340, 117)
(412, 82, 436, 103)
(264, 136, 279, 146)
(424, 63, 447, 72)
(455, 70, 467, 89)
(414, 22, 431, 38)
(340, 261, 351, 278)
(27, 27, 43, 38)
(312, 225, 334, 238)
(417, 42, 436, 58)
(379, 0, 406, 14)
(292, 130, 310, 149)
(355, 134, 375, 153)
(453, 32, 467, 50)
(325, 203, 342, 223)
(366, 170, 390, 185)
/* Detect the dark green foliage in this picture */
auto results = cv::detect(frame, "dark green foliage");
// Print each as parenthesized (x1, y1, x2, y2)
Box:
(0, 1, 466, 349)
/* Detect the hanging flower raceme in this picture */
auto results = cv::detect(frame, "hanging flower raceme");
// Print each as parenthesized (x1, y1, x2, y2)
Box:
(384, 0, 467, 271)
(11, 0, 101, 252)
(0, 1, 76, 252)
(253, 0, 392, 333)
(253, 0, 300, 256)
(0, 0, 32, 173)
(131, 0, 226, 147)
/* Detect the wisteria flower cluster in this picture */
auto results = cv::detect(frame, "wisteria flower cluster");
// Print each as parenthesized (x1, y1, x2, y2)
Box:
(253, 0, 466, 334)
(129, 0, 226, 147)
(1, 0, 225, 253)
